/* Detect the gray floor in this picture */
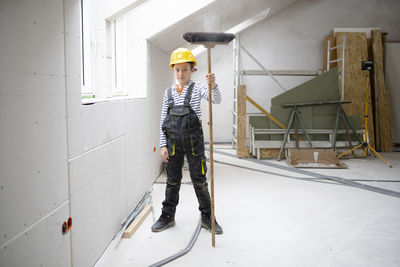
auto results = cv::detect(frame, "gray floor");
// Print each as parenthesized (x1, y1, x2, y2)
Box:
(95, 147, 400, 267)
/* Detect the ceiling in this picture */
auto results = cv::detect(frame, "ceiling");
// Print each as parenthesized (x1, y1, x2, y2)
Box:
(147, 0, 299, 52)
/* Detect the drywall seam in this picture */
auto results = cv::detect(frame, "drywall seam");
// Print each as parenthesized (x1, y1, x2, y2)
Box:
(1, 200, 69, 249)
(68, 134, 125, 162)
(62, 1, 73, 266)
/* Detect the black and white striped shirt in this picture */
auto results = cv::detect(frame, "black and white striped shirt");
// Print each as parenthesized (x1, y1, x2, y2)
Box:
(159, 80, 222, 147)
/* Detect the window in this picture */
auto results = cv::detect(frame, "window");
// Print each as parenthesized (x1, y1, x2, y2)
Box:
(112, 17, 128, 97)
(80, 0, 147, 102)
(113, 9, 147, 99)
(81, 0, 95, 99)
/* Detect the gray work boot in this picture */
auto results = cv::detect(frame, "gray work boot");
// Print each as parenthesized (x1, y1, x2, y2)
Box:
(201, 213, 223, 234)
(151, 212, 175, 232)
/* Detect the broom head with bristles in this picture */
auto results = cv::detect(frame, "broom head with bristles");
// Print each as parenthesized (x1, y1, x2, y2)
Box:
(183, 32, 235, 44)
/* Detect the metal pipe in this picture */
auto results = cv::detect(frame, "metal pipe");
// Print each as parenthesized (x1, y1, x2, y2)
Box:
(341, 35, 346, 101)
(240, 45, 287, 92)
(329, 45, 343, 50)
(327, 39, 330, 71)
(329, 58, 342, 63)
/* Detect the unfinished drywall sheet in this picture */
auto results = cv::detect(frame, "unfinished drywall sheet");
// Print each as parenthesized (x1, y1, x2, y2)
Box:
(385, 43, 400, 144)
(0, 94, 69, 244)
(0, 0, 71, 265)
(0, 203, 71, 267)
(67, 102, 125, 158)
(266, 68, 361, 142)
(69, 137, 126, 267)
(66, 105, 127, 267)
(270, 68, 339, 135)
(63, 1, 127, 266)
(64, 3, 173, 267)
(124, 98, 155, 210)
(249, 116, 271, 141)
(65, 5, 125, 159)
(148, 43, 173, 177)
(271, 68, 339, 106)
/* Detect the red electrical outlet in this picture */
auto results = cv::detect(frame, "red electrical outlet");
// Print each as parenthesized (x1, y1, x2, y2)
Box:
(62, 217, 72, 235)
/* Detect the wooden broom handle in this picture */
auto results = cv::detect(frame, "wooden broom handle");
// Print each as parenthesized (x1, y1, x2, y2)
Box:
(207, 47, 216, 247)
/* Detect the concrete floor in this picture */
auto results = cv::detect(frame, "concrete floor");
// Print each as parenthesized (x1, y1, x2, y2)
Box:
(95, 147, 400, 267)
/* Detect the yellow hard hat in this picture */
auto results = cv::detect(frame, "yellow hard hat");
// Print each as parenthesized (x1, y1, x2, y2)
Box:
(170, 48, 197, 69)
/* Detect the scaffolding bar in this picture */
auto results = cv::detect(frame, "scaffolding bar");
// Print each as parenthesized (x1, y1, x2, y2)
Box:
(240, 70, 322, 76)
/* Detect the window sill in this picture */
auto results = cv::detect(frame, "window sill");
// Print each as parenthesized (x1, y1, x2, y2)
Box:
(81, 96, 145, 105)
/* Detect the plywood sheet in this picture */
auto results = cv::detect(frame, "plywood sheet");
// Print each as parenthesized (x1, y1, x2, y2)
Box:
(237, 148, 252, 158)
(336, 32, 375, 148)
(372, 30, 393, 152)
(237, 85, 248, 157)
(259, 148, 283, 159)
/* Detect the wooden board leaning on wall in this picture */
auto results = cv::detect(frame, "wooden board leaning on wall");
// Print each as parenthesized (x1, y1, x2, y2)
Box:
(372, 29, 393, 152)
(324, 30, 393, 152)
(236, 85, 251, 158)
(336, 32, 375, 149)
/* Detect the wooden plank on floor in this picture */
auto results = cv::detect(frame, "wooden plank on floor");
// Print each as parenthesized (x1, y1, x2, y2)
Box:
(123, 204, 152, 238)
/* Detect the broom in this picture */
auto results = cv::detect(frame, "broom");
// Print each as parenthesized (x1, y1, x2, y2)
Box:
(183, 32, 235, 247)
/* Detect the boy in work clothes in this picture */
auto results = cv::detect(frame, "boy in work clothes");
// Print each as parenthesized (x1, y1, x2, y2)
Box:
(151, 48, 223, 234)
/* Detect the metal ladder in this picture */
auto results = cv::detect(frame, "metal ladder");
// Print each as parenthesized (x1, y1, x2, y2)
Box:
(232, 34, 241, 148)
(327, 35, 346, 100)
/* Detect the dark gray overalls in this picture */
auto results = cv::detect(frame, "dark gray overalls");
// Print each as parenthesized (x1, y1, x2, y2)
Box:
(161, 82, 211, 216)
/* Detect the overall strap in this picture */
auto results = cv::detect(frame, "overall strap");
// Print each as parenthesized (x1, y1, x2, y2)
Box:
(183, 82, 195, 106)
(167, 87, 174, 108)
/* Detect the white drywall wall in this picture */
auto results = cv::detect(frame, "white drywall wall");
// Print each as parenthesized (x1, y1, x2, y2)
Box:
(147, 42, 173, 181)
(191, 44, 235, 143)
(1, 0, 171, 266)
(66, 1, 171, 267)
(195, 0, 400, 142)
(385, 43, 400, 143)
(69, 137, 126, 267)
(0, 0, 71, 266)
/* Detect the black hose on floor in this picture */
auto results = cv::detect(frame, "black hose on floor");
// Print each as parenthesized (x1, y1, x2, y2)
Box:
(211, 149, 400, 199)
(148, 221, 202, 267)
